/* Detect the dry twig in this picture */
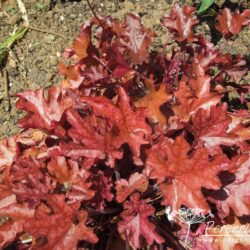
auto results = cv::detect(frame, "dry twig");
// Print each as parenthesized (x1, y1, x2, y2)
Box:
(24, 25, 67, 40)
(3, 70, 10, 112)
(16, 0, 29, 25)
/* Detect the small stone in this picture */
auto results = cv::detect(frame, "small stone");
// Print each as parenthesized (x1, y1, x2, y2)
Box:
(7, 57, 17, 69)
(124, 1, 135, 10)
(49, 56, 57, 66)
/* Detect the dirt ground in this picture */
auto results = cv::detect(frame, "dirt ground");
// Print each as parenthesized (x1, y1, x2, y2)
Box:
(0, 0, 249, 139)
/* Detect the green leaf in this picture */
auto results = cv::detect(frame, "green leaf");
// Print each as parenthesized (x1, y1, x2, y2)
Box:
(197, 0, 215, 14)
(0, 27, 28, 64)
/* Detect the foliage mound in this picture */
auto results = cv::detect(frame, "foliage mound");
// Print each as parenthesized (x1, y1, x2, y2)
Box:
(0, 4, 250, 250)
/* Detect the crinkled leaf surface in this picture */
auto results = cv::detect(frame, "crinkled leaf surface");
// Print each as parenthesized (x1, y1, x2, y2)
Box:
(146, 135, 230, 210)
(163, 4, 199, 43)
(115, 173, 148, 203)
(24, 195, 98, 249)
(216, 8, 250, 39)
(118, 193, 164, 249)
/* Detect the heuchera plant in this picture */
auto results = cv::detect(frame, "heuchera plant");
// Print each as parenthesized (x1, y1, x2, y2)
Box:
(0, 4, 250, 250)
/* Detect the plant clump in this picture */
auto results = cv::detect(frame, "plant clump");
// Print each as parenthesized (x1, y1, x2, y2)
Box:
(0, 3, 250, 250)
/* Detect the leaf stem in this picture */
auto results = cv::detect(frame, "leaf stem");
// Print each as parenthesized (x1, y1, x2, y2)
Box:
(86, 0, 105, 31)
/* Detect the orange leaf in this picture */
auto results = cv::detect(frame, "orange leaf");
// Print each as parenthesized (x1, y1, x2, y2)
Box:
(72, 33, 90, 60)
(115, 173, 148, 203)
(135, 79, 172, 124)
(47, 156, 79, 184)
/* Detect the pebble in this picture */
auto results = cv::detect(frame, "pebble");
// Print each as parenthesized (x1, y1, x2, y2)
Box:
(49, 56, 58, 66)
(124, 1, 135, 9)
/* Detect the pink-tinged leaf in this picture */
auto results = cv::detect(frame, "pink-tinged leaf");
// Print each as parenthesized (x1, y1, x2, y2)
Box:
(212, 155, 250, 217)
(82, 65, 109, 86)
(118, 193, 164, 249)
(16, 86, 72, 131)
(47, 156, 79, 184)
(0, 137, 18, 171)
(115, 173, 148, 203)
(216, 8, 250, 39)
(24, 195, 98, 249)
(0, 194, 16, 210)
(194, 36, 219, 69)
(115, 14, 154, 64)
(0, 203, 34, 249)
(163, 4, 199, 43)
(173, 72, 221, 121)
(191, 104, 243, 149)
(145, 135, 230, 211)
(79, 94, 122, 124)
(214, 53, 248, 82)
(47, 142, 106, 169)
(10, 157, 54, 207)
(52, 210, 98, 249)
(227, 110, 250, 141)
(67, 170, 95, 203)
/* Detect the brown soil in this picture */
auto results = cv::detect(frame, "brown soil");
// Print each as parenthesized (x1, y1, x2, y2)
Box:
(0, 0, 249, 139)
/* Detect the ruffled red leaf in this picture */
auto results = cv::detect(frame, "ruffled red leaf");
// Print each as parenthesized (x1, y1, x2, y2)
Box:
(212, 155, 250, 217)
(115, 173, 148, 203)
(80, 87, 152, 165)
(47, 156, 79, 184)
(67, 170, 95, 203)
(163, 4, 198, 43)
(173, 67, 221, 121)
(216, 8, 250, 39)
(65, 108, 122, 167)
(24, 195, 98, 249)
(16, 86, 72, 132)
(0, 201, 34, 249)
(145, 135, 230, 210)
(115, 14, 154, 64)
(118, 193, 164, 249)
(214, 53, 248, 82)
(191, 104, 243, 150)
(0, 137, 18, 172)
(10, 158, 54, 207)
